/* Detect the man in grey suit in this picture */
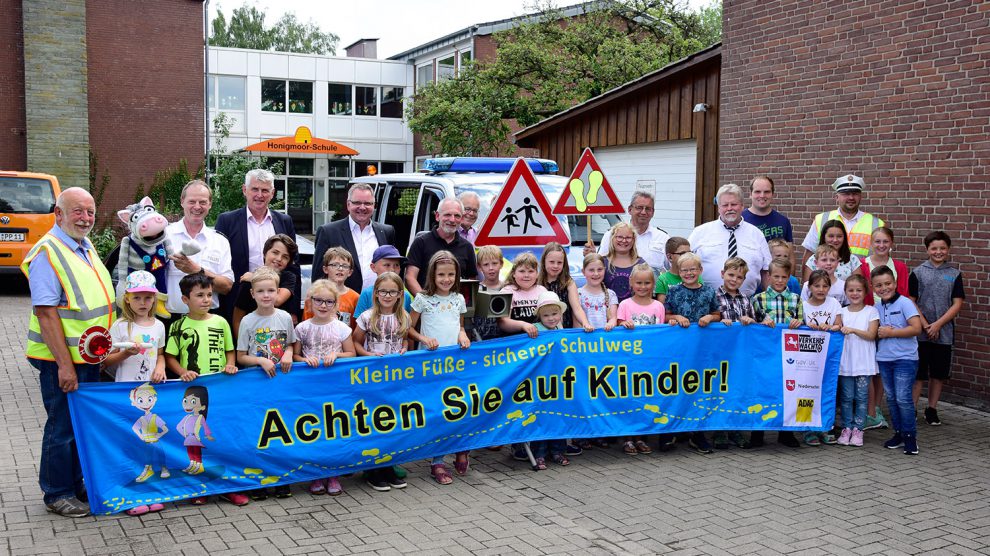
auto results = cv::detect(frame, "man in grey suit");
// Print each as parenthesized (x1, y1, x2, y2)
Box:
(312, 183, 396, 292)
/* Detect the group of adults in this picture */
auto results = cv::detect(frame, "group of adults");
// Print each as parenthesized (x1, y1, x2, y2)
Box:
(24, 163, 881, 517)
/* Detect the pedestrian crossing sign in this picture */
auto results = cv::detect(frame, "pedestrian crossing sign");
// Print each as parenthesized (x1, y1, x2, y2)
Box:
(552, 148, 624, 215)
(475, 158, 570, 247)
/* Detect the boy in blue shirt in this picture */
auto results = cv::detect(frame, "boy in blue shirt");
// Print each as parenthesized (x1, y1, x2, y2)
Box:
(872, 266, 923, 455)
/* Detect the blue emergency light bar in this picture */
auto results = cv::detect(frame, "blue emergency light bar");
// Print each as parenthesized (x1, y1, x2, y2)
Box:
(422, 157, 559, 174)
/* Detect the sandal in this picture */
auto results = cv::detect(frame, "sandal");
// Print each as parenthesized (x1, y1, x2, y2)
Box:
(454, 457, 469, 476)
(533, 457, 547, 471)
(309, 479, 327, 495)
(550, 453, 570, 466)
(431, 463, 453, 485)
(634, 440, 653, 454)
(126, 505, 150, 516)
(623, 440, 638, 455)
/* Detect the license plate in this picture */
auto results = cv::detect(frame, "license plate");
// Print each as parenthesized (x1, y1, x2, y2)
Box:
(0, 232, 25, 242)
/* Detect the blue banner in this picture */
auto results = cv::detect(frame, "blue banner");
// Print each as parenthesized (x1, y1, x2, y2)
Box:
(68, 325, 841, 514)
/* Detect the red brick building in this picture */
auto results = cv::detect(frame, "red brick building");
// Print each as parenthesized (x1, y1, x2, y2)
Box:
(721, 0, 989, 406)
(2, 0, 205, 223)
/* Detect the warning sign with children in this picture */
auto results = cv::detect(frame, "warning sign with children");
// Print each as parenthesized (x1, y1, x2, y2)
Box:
(475, 158, 570, 247)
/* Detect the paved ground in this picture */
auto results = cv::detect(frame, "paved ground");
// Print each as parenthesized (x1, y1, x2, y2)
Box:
(2, 274, 989, 555)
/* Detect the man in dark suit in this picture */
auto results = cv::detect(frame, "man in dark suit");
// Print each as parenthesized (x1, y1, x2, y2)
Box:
(312, 183, 395, 292)
(215, 169, 297, 320)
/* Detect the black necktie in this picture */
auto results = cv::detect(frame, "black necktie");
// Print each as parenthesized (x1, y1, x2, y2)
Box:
(726, 224, 739, 259)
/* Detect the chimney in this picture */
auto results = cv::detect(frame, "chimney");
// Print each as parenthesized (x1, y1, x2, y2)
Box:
(344, 38, 378, 59)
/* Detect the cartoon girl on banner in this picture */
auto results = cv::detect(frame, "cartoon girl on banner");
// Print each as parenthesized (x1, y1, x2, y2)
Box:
(130, 383, 169, 482)
(176, 386, 214, 474)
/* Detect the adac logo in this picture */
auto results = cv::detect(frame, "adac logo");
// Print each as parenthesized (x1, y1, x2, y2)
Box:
(784, 333, 825, 353)
(785, 379, 796, 391)
(795, 398, 814, 422)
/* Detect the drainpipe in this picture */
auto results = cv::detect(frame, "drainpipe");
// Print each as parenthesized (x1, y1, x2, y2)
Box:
(204, 0, 211, 185)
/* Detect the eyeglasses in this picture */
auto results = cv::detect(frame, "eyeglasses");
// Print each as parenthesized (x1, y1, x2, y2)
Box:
(325, 263, 351, 270)
(463, 208, 479, 214)
(312, 297, 337, 307)
(631, 205, 654, 213)
(377, 290, 400, 298)
(348, 200, 374, 208)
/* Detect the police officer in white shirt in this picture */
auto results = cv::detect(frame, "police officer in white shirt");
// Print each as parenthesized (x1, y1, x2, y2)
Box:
(165, 180, 234, 318)
(688, 183, 771, 296)
(585, 191, 670, 273)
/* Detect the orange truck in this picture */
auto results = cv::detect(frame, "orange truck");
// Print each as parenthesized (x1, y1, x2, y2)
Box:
(0, 171, 61, 274)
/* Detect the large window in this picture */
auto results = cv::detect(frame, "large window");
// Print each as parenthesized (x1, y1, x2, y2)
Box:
(459, 51, 473, 71)
(416, 64, 433, 89)
(381, 87, 404, 119)
(261, 79, 313, 113)
(438, 55, 456, 80)
(328, 83, 352, 115)
(261, 79, 286, 112)
(208, 75, 245, 110)
(355, 86, 377, 116)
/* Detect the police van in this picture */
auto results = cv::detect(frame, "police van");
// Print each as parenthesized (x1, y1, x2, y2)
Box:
(348, 157, 619, 285)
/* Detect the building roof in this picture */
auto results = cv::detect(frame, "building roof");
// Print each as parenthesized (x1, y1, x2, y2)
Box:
(388, 1, 607, 61)
(514, 43, 721, 144)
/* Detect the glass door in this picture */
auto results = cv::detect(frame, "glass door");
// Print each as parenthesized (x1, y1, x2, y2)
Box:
(313, 178, 331, 231)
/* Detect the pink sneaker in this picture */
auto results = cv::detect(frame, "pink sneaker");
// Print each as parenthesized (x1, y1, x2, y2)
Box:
(850, 429, 864, 447)
(836, 428, 852, 446)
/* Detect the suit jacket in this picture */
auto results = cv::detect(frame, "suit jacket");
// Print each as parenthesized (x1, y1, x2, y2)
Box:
(215, 208, 297, 320)
(312, 217, 395, 292)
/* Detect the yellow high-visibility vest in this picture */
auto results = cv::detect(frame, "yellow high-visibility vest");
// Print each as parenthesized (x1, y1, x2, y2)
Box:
(813, 210, 884, 257)
(22, 232, 115, 363)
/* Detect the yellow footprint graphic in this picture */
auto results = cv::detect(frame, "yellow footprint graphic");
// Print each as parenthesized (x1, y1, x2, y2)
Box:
(569, 178, 587, 212)
(522, 415, 537, 426)
(361, 448, 380, 457)
(653, 416, 669, 424)
(762, 410, 778, 421)
(244, 467, 263, 475)
(507, 410, 523, 420)
(644, 404, 660, 413)
(260, 476, 279, 485)
(375, 455, 393, 464)
(587, 171, 603, 204)
(747, 404, 763, 414)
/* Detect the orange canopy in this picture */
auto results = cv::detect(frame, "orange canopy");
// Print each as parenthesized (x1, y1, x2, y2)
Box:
(242, 126, 359, 156)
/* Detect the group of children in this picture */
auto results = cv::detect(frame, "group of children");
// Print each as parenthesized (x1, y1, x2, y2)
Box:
(105, 221, 963, 514)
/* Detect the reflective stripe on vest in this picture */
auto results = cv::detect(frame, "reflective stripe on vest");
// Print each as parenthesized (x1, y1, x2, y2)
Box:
(22, 233, 115, 363)
(813, 211, 883, 258)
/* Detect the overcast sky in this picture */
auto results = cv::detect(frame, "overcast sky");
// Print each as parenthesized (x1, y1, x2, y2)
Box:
(208, 0, 714, 59)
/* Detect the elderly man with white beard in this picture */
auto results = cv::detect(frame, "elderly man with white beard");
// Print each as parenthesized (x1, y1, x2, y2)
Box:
(405, 197, 478, 296)
(688, 183, 771, 297)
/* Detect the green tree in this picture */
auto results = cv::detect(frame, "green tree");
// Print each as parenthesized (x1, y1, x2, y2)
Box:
(207, 113, 284, 224)
(407, 0, 722, 156)
(211, 5, 338, 55)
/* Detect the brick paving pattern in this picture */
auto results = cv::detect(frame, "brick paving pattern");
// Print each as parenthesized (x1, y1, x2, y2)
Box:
(2, 276, 989, 555)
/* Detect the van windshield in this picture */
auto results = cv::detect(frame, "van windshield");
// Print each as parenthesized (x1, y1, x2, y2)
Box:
(0, 177, 56, 214)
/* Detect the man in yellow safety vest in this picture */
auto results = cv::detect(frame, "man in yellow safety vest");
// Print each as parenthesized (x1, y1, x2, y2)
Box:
(801, 174, 885, 267)
(22, 187, 115, 518)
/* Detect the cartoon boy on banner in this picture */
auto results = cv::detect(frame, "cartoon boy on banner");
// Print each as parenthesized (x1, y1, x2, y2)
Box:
(130, 383, 170, 483)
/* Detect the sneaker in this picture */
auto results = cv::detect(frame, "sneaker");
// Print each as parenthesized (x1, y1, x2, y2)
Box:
(884, 432, 904, 449)
(777, 432, 800, 448)
(135, 465, 154, 483)
(309, 479, 327, 495)
(512, 448, 530, 461)
(658, 434, 677, 451)
(273, 485, 292, 498)
(728, 431, 751, 449)
(565, 443, 583, 456)
(849, 429, 864, 447)
(925, 407, 941, 426)
(326, 477, 343, 495)
(903, 435, 919, 455)
(46, 497, 90, 518)
(366, 470, 391, 492)
(634, 440, 652, 454)
(384, 469, 406, 489)
(712, 431, 730, 450)
(819, 431, 838, 445)
(622, 440, 638, 455)
(248, 489, 269, 501)
(863, 412, 888, 430)
(220, 492, 250, 506)
(688, 433, 713, 454)
(393, 465, 407, 479)
(803, 432, 821, 447)
(836, 428, 852, 446)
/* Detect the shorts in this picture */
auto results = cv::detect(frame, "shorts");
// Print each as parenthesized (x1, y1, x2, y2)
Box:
(916, 342, 952, 381)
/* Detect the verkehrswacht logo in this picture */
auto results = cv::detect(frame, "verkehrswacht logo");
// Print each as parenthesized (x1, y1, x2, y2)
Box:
(784, 333, 824, 353)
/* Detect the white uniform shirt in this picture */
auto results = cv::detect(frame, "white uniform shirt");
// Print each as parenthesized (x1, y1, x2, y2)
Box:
(688, 219, 771, 297)
(165, 220, 235, 313)
(598, 226, 670, 272)
(349, 216, 380, 289)
(246, 207, 275, 272)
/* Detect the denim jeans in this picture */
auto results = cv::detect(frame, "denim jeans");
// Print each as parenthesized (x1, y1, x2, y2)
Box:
(31, 358, 100, 504)
(878, 359, 918, 436)
(530, 439, 566, 458)
(839, 375, 870, 430)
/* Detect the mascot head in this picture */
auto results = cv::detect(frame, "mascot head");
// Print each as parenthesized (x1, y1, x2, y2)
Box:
(118, 197, 168, 249)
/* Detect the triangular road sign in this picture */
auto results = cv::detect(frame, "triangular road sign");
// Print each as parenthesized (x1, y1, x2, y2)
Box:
(552, 148, 624, 215)
(475, 158, 570, 247)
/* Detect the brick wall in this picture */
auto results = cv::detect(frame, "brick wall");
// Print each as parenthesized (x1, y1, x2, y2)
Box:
(22, 0, 90, 187)
(0, 2, 26, 170)
(86, 0, 204, 220)
(721, 0, 990, 406)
